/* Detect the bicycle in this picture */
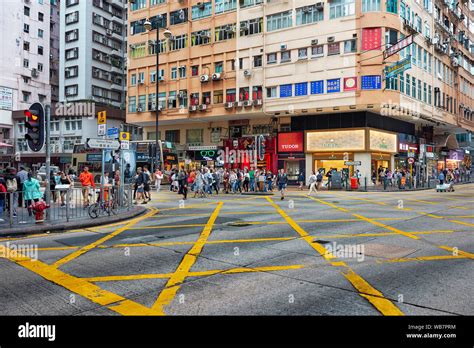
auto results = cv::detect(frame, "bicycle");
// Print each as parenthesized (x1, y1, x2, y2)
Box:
(88, 194, 118, 219)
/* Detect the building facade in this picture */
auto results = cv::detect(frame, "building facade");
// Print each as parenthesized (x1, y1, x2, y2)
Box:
(126, 0, 474, 183)
(0, 0, 54, 167)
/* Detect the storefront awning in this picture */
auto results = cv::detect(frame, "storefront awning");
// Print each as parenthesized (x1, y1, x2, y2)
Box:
(433, 134, 459, 150)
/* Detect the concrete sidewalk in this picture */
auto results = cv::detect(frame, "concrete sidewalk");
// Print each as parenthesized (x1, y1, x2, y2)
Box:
(0, 206, 147, 237)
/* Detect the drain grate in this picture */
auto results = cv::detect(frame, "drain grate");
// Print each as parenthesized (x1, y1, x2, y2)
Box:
(313, 240, 331, 244)
(226, 222, 253, 227)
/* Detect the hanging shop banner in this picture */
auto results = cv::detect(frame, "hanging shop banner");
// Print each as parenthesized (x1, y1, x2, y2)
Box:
(361, 75, 382, 90)
(278, 132, 304, 153)
(383, 34, 414, 59)
(195, 150, 219, 161)
(384, 55, 412, 79)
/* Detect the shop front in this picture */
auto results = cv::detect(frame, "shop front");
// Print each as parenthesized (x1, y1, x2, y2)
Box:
(305, 128, 398, 185)
(222, 136, 277, 173)
(186, 145, 223, 170)
(277, 132, 305, 184)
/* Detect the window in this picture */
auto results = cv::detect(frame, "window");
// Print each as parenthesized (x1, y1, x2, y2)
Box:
(170, 9, 188, 25)
(417, 79, 422, 100)
(190, 93, 199, 106)
(191, 2, 212, 20)
(215, 0, 237, 14)
(24, 6, 30, 16)
(38, 29, 44, 38)
(22, 91, 30, 103)
(213, 90, 224, 104)
(311, 45, 324, 57)
(330, 0, 355, 19)
(24, 24, 29, 33)
(186, 129, 203, 145)
(38, 46, 44, 55)
(267, 52, 277, 64)
(252, 86, 262, 100)
(387, 0, 398, 13)
(405, 74, 410, 97)
(423, 82, 427, 103)
(400, 74, 404, 94)
(138, 95, 146, 111)
(253, 55, 262, 67)
(328, 42, 340, 55)
(65, 47, 78, 60)
(267, 11, 293, 32)
(37, 63, 43, 72)
(191, 65, 199, 76)
(239, 87, 249, 101)
(386, 29, 398, 46)
(128, 96, 136, 112)
(240, 18, 263, 36)
(412, 76, 416, 97)
(66, 0, 79, 6)
(298, 48, 308, 59)
(65, 85, 78, 97)
(266, 86, 277, 98)
(165, 130, 180, 143)
(23, 41, 30, 51)
(281, 50, 291, 62)
(65, 29, 79, 42)
(191, 30, 211, 46)
(226, 89, 236, 102)
(130, 0, 146, 11)
(215, 24, 236, 41)
(215, 62, 223, 73)
(38, 12, 44, 22)
(130, 74, 136, 86)
(169, 34, 187, 51)
(168, 91, 177, 109)
(296, 5, 323, 25)
(130, 43, 146, 58)
(171, 67, 177, 80)
(240, 0, 263, 8)
(65, 11, 78, 24)
(23, 59, 29, 68)
(362, 0, 380, 12)
(179, 66, 186, 78)
(344, 39, 357, 53)
(65, 66, 78, 78)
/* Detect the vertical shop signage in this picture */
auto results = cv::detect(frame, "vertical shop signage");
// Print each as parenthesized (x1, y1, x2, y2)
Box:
(362, 28, 382, 50)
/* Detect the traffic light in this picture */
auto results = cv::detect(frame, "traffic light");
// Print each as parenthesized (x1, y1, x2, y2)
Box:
(24, 102, 45, 152)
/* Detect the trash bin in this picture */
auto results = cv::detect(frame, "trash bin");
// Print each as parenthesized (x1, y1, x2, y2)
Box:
(350, 177, 358, 190)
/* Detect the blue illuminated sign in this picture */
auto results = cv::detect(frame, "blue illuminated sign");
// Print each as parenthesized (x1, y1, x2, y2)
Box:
(295, 82, 308, 96)
(361, 75, 382, 90)
(280, 84, 293, 98)
(310, 81, 324, 94)
(327, 79, 340, 93)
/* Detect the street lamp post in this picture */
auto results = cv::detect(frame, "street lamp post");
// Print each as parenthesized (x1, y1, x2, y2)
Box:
(144, 19, 171, 172)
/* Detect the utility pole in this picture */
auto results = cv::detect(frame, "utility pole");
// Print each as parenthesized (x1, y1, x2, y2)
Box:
(45, 104, 51, 219)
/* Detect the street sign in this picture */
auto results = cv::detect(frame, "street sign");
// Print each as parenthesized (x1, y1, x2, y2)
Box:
(97, 111, 106, 125)
(383, 35, 414, 60)
(86, 138, 120, 150)
(408, 158, 415, 164)
(120, 141, 130, 150)
(120, 132, 130, 141)
(107, 127, 119, 138)
(384, 55, 412, 79)
(344, 161, 362, 166)
(97, 124, 106, 136)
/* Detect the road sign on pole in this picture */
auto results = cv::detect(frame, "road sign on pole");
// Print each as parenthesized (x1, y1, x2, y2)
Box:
(98, 124, 106, 136)
(97, 111, 107, 124)
(107, 127, 119, 138)
(86, 138, 120, 150)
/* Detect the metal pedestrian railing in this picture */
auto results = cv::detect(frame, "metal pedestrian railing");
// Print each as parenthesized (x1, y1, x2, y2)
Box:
(0, 184, 133, 228)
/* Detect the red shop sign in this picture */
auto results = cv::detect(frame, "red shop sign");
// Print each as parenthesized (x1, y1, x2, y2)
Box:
(278, 132, 303, 153)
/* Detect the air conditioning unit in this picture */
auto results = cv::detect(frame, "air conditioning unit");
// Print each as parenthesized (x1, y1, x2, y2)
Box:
(137, 104, 143, 112)
(212, 73, 222, 81)
(425, 36, 432, 45)
(432, 36, 440, 45)
(198, 104, 207, 111)
(315, 2, 324, 10)
(327, 36, 335, 42)
(95, 53, 101, 59)
(311, 39, 318, 46)
(150, 103, 156, 111)
(106, 29, 113, 36)
(234, 101, 243, 108)
(243, 70, 252, 78)
(280, 43, 287, 51)
(158, 76, 165, 82)
(178, 91, 184, 98)
(138, 79, 144, 85)
(189, 105, 197, 112)
(200, 31, 210, 38)
(200, 74, 209, 82)
(225, 25, 235, 33)
(253, 99, 263, 106)
(240, 22, 249, 30)
(302, 6, 311, 13)
(243, 100, 252, 107)
(224, 102, 234, 109)
(31, 68, 39, 77)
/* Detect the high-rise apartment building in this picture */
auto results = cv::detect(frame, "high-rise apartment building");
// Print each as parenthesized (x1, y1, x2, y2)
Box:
(127, 0, 474, 183)
(50, 0, 61, 104)
(59, 0, 128, 108)
(0, 0, 53, 167)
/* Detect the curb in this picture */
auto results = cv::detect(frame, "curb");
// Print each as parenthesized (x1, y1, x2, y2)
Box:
(0, 206, 147, 238)
(241, 192, 275, 196)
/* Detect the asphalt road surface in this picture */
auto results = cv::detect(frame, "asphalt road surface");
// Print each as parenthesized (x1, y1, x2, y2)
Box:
(1, 184, 473, 316)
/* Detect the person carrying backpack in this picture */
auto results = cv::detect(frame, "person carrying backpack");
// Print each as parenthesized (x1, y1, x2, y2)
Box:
(5, 168, 18, 217)
(277, 168, 288, 200)
(23, 173, 42, 217)
(316, 171, 323, 191)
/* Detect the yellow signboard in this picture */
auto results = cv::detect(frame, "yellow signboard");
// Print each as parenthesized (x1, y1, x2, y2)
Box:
(97, 111, 107, 125)
(369, 129, 397, 153)
(120, 132, 130, 141)
(306, 129, 366, 152)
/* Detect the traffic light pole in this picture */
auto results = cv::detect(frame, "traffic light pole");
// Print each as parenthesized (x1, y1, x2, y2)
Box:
(45, 104, 51, 218)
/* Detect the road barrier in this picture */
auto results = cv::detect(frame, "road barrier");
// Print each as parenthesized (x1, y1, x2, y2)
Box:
(0, 184, 133, 228)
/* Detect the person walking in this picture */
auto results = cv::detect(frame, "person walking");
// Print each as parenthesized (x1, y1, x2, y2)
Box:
(143, 166, 152, 202)
(5, 168, 19, 217)
(235, 169, 243, 194)
(134, 167, 146, 204)
(307, 171, 318, 196)
(243, 168, 250, 192)
(154, 167, 163, 192)
(59, 171, 73, 207)
(211, 168, 220, 195)
(298, 172, 305, 190)
(0, 178, 6, 222)
(276, 168, 288, 200)
(249, 167, 255, 192)
(266, 171, 273, 192)
(23, 173, 42, 216)
(223, 169, 230, 194)
(177, 167, 187, 200)
(17, 166, 28, 208)
(79, 166, 95, 208)
(194, 170, 205, 198)
(229, 170, 237, 194)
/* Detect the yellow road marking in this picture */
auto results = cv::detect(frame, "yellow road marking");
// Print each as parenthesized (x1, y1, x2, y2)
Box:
(82, 264, 305, 282)
(405, 199, 437, 204)
(448, 220, 474, 227)
(153, 211, 264, 217)
(0, 244, 162, 315)
(151, 202, 223, 314)
(51, 208, 157, 269)
(127, 224, 206, 230)
(308, 197, 419, 240)
(377, 255, 467, 263)
(265, 197, 403, 316)
(438, 246, 474, 259)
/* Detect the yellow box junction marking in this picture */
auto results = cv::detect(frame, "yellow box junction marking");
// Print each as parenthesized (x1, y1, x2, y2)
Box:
(265, 197, 404, 316)
(151, 202, 224, 314)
